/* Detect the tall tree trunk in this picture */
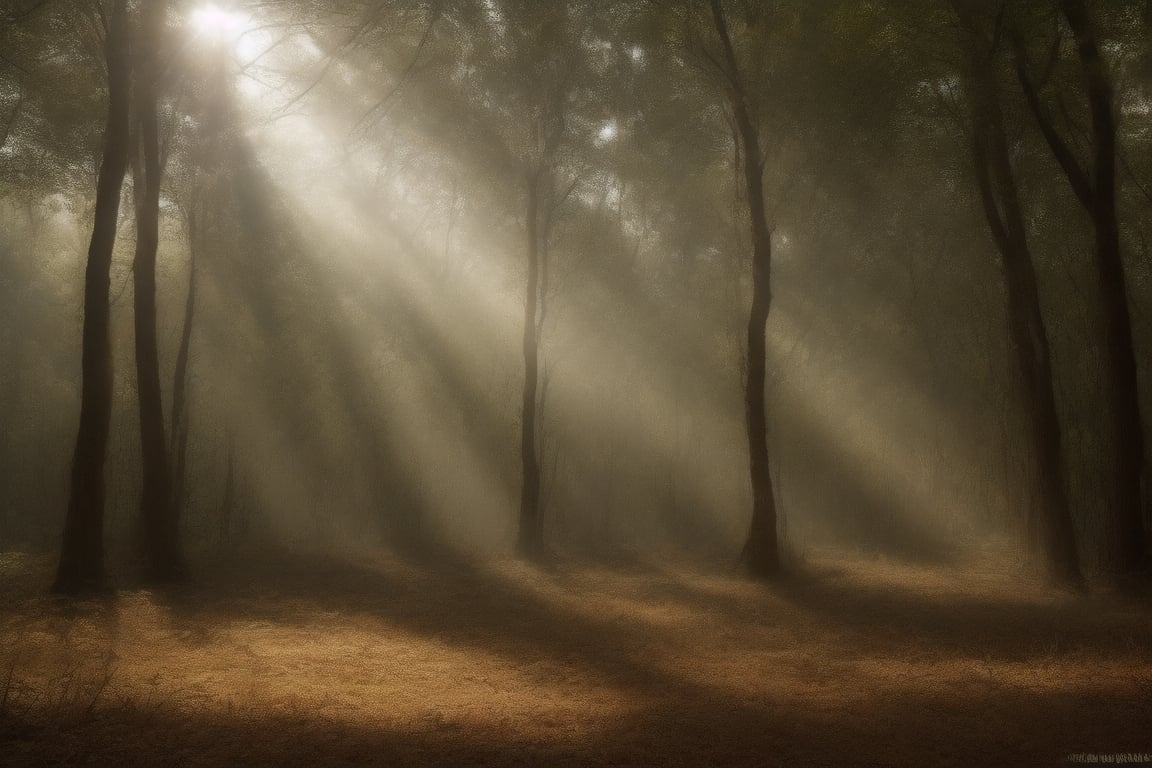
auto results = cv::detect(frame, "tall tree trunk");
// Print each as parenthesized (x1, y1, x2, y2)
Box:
(1017, 1, 1147, 572)
(517, 170, 543, 558)
(1059, 0, 1146, 573)
(133, 0, 182, 582)
(955, 10, 1081, 584)
(170, 193, 199, 525)
(53, 0, 132, 595)
(219, 437, 235, 549)
(709, 0, 780, 579)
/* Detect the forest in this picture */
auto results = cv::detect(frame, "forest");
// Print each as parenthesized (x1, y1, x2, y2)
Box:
(1, 0, 1151, 764)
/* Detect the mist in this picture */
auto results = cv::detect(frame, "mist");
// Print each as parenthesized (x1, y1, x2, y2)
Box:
(2, 0, 1151, 764)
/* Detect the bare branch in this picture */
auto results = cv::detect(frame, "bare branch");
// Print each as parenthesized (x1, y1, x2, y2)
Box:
(352, 1, 443, 134)
(1011, 32, 1093, 209)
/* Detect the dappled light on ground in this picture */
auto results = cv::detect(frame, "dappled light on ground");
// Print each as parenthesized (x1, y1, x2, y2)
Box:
(2, 550, 1150, 766)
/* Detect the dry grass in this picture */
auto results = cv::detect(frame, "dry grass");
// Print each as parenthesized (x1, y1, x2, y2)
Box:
(1, 548, 1151, 766)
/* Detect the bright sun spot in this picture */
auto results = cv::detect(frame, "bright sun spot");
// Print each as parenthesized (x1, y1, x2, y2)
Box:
(191, 4, 248, 42)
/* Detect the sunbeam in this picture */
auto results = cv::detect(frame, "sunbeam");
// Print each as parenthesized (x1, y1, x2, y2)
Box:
(2, 0, 1151, 764)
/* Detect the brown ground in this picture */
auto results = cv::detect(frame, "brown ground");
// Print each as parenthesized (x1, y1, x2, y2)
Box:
(1, 548, 1151, 767)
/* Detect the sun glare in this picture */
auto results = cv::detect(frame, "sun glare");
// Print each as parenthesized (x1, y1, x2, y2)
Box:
(190, 4, 248, 42)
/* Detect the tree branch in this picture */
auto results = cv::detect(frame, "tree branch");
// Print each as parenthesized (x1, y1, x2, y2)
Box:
(1011, 32, 1093, 209)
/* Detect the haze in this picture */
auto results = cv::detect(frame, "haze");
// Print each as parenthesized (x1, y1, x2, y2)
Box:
(1, 0, 1151, 765)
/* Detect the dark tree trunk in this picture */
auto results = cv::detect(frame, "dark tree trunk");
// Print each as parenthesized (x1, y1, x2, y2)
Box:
(1059, 0, 1146, 573)
(220, 439, 235, 548)
(170, 194, 200, 525)
(709, 0, 780, 579)
(53, 0, 132, 595)
(133, 0, 182, 583)
(955, 11, 1081, 585)
(1015, 0, 1146, 573)
(518, 170, 543, 559)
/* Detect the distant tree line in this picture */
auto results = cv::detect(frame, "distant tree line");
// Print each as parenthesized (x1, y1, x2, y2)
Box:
(0, 0, 1147, 593)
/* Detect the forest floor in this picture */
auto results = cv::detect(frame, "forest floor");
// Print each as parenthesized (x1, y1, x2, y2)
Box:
(1, 547, 1151, 767)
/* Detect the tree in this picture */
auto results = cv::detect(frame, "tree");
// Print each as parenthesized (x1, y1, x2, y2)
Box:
(169, 187, 199, 535)
(132, 0, 182, 582)
(1013, 0, 1147, 573)
(515, 10, 572, 560)
(53, 0, 131, 595)
(948, 0, 1080, 585)
(705, 0, 780, 579)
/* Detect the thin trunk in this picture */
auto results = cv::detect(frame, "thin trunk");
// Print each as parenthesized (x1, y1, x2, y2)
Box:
(133, 0, 181, 582)
(170, 194, 199, 525)
(1059, 0, 1146, 572)
(53, 0, 131, 595)
(957, 12, 1081, 584)
(534, 181, 556, 523)
(518, 170, 543, 558)
(709, 0, 780, 579)
(219, 439, 235, 548)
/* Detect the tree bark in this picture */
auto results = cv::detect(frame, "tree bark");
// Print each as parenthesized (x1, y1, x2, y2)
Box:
(220, 437, 235, 548)
(133, 0, 182, 582)
(53, 0, 132, 595)
(517, 170, 543, 558)
(1059, 0, 1146, 573)
(170, 193, 199, 526)
(709, 0, 780, 579)
(955, 8, 1081, 585)
(1016, 0, 1146, 572)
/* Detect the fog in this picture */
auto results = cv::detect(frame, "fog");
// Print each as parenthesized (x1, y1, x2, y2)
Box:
(2, 0, 1151, 764)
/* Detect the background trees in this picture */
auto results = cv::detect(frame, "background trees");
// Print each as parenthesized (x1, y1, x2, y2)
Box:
(0, 0, 1148, 587)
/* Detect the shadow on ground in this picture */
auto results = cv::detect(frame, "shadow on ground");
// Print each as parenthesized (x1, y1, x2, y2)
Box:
(2, 548, 1151, 767)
